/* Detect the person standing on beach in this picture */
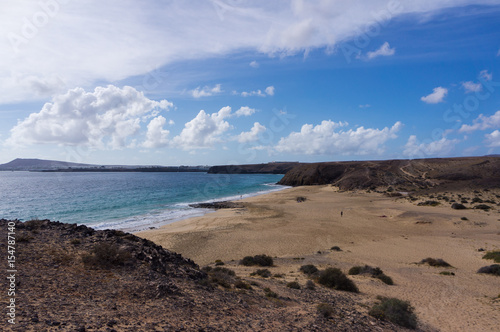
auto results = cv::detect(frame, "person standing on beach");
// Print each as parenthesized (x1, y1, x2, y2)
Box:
(341, 211, 343, 217)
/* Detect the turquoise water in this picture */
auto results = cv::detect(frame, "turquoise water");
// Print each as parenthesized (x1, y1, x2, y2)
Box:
(0, 172, 286, 232)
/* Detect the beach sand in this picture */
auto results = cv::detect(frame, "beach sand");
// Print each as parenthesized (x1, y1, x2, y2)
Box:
(138, 185, 500, 331)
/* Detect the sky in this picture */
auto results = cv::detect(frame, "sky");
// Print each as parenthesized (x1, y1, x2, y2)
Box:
(1, 0, 500, 166)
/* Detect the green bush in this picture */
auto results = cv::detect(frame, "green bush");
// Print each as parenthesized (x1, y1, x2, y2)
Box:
(369, 297, 418, 329)
(240, 254, 273, 267)
(299, 264, 319, 276)
(317, 303, 334, 318)
(483, 251, 500, 263)
(286, 281, 301, 289)
(317, 268, 358, 293)
(440, 271, 455, 276)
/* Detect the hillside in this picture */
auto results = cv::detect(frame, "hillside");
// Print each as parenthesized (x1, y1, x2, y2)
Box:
(0, 158, 94, 171)
(208, 162, 300, 174)
(0, 219, 403, 331)
(278, 156, 500, 191)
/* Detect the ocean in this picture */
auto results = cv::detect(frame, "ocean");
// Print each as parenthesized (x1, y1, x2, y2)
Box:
(0, 171, 286, 232)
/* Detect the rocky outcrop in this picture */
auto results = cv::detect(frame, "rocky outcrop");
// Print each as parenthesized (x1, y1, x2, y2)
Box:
(278, 156, 500, 190)
(1, 219, 401, 331)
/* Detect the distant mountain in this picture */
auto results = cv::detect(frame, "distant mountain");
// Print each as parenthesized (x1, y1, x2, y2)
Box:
(0, 158, 95, 171)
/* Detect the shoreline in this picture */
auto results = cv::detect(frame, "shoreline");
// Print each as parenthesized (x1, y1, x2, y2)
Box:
(138, 185, 500, 332)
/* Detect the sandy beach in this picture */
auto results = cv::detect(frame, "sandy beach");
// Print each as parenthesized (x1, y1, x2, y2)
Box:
(138, 185, 500, 331)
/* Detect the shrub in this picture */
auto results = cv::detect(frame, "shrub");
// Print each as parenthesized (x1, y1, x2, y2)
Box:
(305, 280, 316, 290)
(82, 242, 131, 268)
(483, 251, 500, 263)
(299, 264, 319, 276)
(477, 264, 500, 276)
(263, 287, 278, 298)
(251, 269, 271, 278)
(420, 258, 452, 267)
(215, 259, 224, 266)
(417, 201, 440, 207)
(369, 296, 418, 329)
(273, 273, 284, 278)
(208, 267, 236, 288)
(348, 265, 393, 285)
(474, 204, 491, 210)
(240, 254, 273, 267)
(296, 196, 307, 202)
(286, 281, 301, 289)
(330, 246, 342, 251)
(317, 268, 358, 293)
(70, 238, 81, 245)
(234, 280, 252, 290)
(440, 271, 455, 276)
(451, 203, 466, 210)
(317, 303, 334, 318)
(461, 217, 468, 221)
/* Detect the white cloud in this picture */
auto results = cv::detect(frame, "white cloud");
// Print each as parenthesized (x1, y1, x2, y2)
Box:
(485, 130, 500, 147)
(479, 69, 493, 81)
(366, 42, 395, 59)
(7, 85, 172, 149)
(234, 106, 256, 117)
(249, 61, 259, 68)
(142, 116, 170, 148)
(173, 106, 233, 150)
(459, 110, 500, 133)
(265, 86, 275, 96)
(497, 49, 500, 56)
(359, 104, 371, 108)
(462, 81, 482, 93)
(421, 86, 448, 104)
(191, 84, 222, 98)
(241, 86, 275, 97)
(236, 122, 266, 143)
(5, 1, 497, 103)
(403, 135, 459, 157)
(274, 120, 402, 155)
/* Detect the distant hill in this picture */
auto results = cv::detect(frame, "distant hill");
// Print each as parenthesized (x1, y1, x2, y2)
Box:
(0, 158, 95, 171)
(278, 156, 500, 191)
(208, 162, 300, 174)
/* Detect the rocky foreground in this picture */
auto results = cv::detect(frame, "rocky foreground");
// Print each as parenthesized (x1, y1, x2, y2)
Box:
(0, 219, 408, 331)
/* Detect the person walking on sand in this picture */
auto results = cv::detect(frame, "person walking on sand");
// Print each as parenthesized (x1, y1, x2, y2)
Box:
(341, 211, 343, 217)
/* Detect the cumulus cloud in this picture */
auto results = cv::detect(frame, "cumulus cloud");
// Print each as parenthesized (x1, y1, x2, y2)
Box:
(366, 42, 395, 59)
(236, 122, 266, 143)
(274, 120, 402, 155)
(249, 61, 259, 68)
(480, 70, 493, 81)
(234, 106, 256, 117)
(241, 86, 275, 97)
(459, 110, 500, 133)
(7, 85, 172, 149)
(421, 86, 448, 104)
(2, 1, 500, 103)
(485, 130, 500, 147)
(191, 84, 222, 98)
(142, 116, 170, 148)
(172, 106, 233, 150)
(403, 135, 459, 157)
(462, 81, 482, 93)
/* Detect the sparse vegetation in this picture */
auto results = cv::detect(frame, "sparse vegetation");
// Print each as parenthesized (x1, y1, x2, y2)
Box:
(477, 265, 500, 276)
(348, 265, 393, 285)
(440, 271, 455, 276)
(240, 254, 274, 267)
(317, 268, 358, 293)
(305, 280, 316, 290)
(474, 204, 491, 211)
(70, 238, 81, 245)
(82, 242, 131, 268)
(263, 287, 278, 298)
(251, 269, 271, 278)
(483, 251, 500, 263)
(203, 266, 236, 288)
(330, 246, 342, 251)
(317, 303, 334, 318)
(299, 264, 319, 276)
(369, 296, 418, 329)
(234, 279, 252, 290)
(461, 217, 468, 221)
(296, 196, 307, 202)
(286, 281, 301, 289)
(419, 258, 452, 267)
(215, 259, 225, 266)
(451, 203, 466, 210)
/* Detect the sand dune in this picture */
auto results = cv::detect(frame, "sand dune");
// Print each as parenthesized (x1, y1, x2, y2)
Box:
(138, 185, 500, 331)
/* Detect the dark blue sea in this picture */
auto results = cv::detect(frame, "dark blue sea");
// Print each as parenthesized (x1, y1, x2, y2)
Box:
(0, 172, 286, 232)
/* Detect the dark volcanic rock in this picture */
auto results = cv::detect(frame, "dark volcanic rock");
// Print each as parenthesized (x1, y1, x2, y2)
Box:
(189, 201, 245, 209)
(278, 156, 500, 191)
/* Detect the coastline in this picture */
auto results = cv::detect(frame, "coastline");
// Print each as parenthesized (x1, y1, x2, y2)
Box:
(138, 185, 500, 332)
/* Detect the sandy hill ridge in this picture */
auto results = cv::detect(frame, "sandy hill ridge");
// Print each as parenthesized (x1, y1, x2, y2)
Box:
(0, 219, 407, 331)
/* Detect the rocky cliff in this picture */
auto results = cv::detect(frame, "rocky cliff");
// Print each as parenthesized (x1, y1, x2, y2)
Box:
(278, 157, 500, 191)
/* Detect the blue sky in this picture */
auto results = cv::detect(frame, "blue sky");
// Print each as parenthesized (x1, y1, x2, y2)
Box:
(1, 0, 500, 166)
